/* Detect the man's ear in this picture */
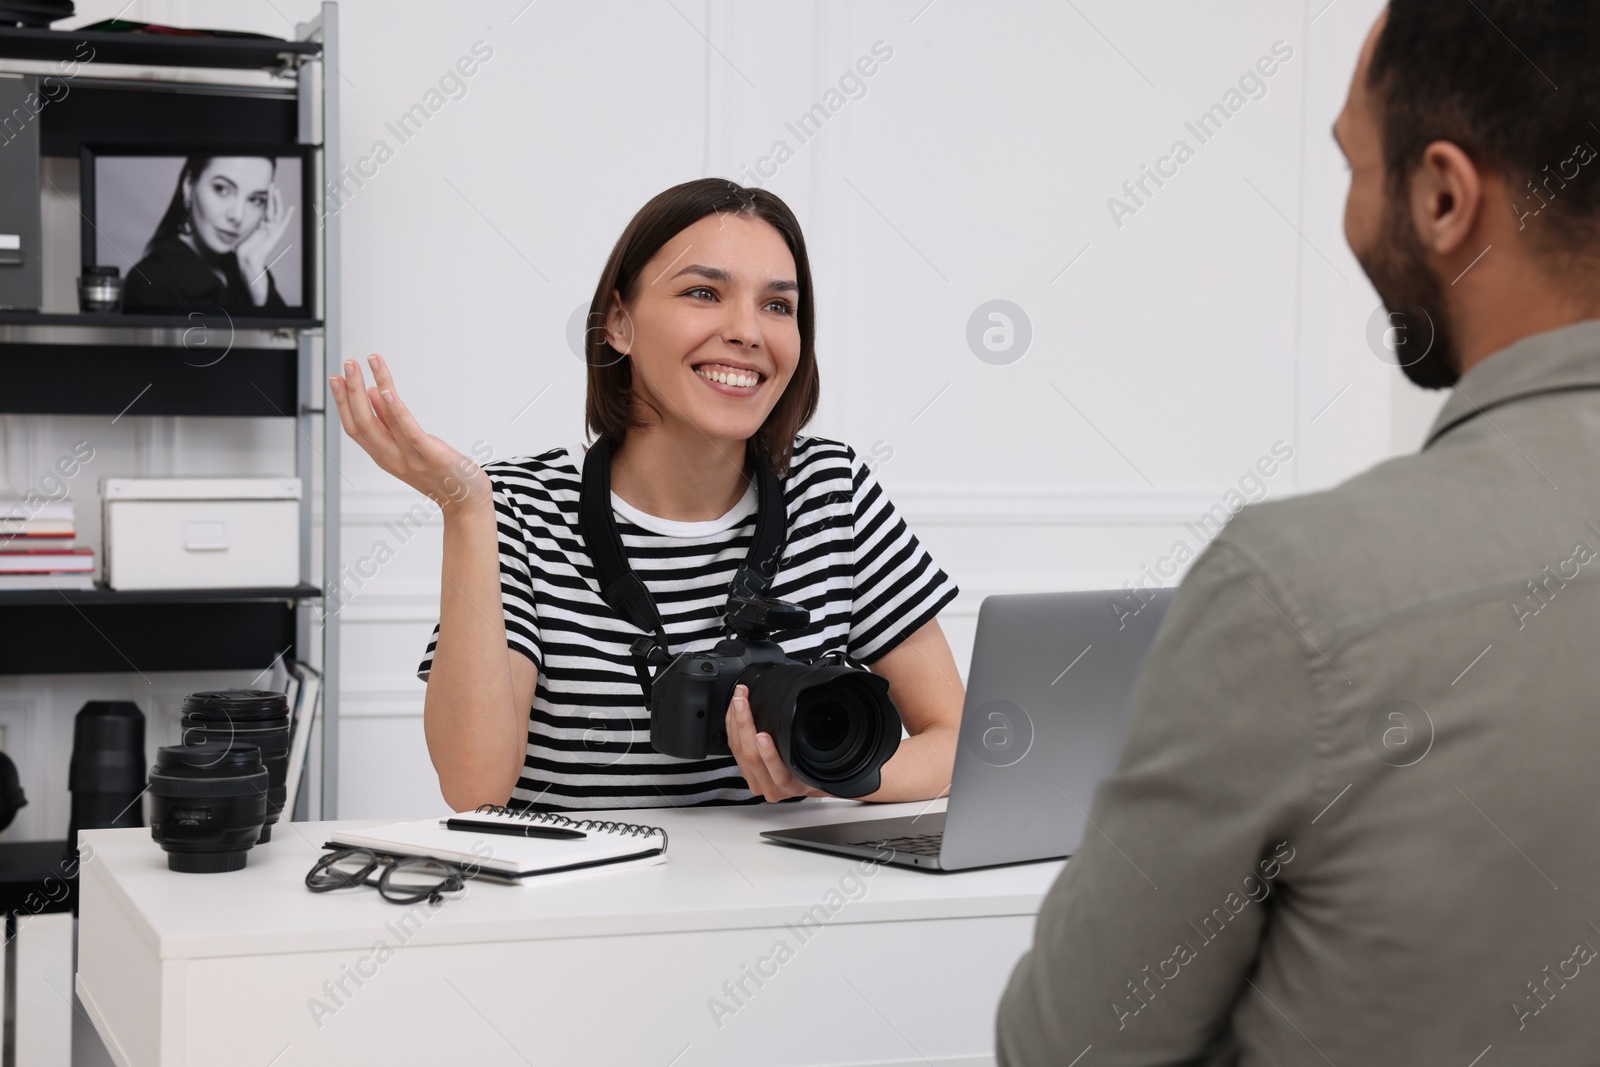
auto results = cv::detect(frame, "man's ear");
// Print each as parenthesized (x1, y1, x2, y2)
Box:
(1410, 139, 1484, 258)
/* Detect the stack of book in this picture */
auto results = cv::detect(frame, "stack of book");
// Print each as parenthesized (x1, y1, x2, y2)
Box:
(0, 502, 96, 590)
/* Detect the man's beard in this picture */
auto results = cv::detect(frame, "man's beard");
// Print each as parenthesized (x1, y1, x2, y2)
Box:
(1356, 192, 1461, 389)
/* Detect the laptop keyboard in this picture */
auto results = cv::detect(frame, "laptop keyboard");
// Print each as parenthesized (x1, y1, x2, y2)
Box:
(848, 832, 943, 856)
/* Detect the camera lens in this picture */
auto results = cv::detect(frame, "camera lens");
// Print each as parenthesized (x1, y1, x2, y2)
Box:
(181, 689, 289, 842)
(793, 681, 876, 779)
(800, 700, 850, 754)
(741, 664, 902, 798)
(646, 592, 903, 796)
(68, 701, 145, 856)
(148, 741, 268, 873)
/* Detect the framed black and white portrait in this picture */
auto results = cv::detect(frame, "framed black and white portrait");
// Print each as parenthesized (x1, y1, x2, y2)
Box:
(81, 144, 315, 319)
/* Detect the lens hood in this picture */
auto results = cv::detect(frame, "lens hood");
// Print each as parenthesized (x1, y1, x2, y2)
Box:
(741, 662, 902, 798)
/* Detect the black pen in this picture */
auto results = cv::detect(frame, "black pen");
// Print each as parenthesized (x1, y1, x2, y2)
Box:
(444, 818, 586, 840)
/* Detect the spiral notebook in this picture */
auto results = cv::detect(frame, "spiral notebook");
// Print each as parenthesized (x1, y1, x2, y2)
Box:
(326, 805, 669, 883)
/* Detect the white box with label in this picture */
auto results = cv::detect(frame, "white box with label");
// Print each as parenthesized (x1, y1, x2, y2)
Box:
(102, 477, 302, 590)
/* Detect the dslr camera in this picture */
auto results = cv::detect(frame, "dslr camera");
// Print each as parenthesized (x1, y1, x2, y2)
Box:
(639, 594, 902, 798)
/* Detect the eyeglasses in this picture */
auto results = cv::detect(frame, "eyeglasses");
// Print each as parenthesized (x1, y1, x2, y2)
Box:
(305, 848, 468, 905)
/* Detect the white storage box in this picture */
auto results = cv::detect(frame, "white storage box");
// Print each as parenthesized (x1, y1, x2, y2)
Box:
(102, 477, 302, 591)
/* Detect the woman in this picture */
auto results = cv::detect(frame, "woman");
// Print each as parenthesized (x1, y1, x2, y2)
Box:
(330, 178, 966, 812)
(123, 155, 296, 314)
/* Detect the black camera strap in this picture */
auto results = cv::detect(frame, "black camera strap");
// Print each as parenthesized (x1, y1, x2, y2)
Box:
(578, 435, 787, 708)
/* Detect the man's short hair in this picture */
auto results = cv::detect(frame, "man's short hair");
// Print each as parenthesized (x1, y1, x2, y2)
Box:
(1369, 1, 1600, 258)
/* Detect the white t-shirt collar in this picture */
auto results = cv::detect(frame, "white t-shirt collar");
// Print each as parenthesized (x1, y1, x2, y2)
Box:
(574, 440, 759, 537)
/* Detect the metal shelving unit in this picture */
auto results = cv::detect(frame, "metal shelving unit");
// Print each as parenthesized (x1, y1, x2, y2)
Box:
(0, 5, 343, 817)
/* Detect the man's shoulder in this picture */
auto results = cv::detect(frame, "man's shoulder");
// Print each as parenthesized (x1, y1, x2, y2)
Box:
(1223, 451, 1432, 555)
(1210, 450, 1457, 638)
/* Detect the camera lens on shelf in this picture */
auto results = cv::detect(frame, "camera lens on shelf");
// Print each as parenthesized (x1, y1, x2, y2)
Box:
(77, 265, 122, 313)
(68, 701, 146, 857)
(148, 742, 268, 874)
(180, 689, 290, 842)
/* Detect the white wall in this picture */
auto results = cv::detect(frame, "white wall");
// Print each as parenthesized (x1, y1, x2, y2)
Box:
(0, 0, 1447, 833)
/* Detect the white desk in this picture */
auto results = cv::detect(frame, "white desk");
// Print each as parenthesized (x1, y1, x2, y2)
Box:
(77, 799, 1061, 1067)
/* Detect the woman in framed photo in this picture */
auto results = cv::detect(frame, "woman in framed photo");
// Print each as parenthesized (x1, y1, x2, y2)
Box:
(330, 178, 965, 812)
(123, 155, 297, 314)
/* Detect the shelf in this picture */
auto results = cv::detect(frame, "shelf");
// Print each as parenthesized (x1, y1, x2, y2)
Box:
(0, 590, 313, 674)
(41, 84, 303, 155)
(0, 312, 319, 331)
(0, 342, 299, 417)
(0, 583, 321, 607)
(0, 2, 343, 812)
(0, 841, 78, 917)
(0, 26, 319, 70)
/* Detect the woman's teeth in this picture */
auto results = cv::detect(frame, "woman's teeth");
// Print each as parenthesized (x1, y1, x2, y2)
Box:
(695, 365, 759, 388)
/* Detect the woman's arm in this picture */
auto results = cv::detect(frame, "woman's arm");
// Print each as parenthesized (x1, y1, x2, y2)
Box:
(327, 353, 533, 811)
(851, 617, 963, 802)
(423, 498, 537, 811)
(725, 616, 964, 803)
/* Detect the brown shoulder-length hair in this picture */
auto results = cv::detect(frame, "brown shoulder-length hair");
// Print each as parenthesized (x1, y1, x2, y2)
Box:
(583, 178, 819, 479)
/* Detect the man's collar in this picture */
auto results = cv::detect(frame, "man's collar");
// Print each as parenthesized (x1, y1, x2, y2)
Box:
(1424, 318, 1600, 448)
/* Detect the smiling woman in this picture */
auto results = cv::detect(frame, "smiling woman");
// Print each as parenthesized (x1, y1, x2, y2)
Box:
(582, 183, 816, 507)
(330, 178, 967, 812)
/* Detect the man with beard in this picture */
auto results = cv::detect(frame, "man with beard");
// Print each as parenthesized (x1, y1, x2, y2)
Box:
(998, 3, 1600, 1064)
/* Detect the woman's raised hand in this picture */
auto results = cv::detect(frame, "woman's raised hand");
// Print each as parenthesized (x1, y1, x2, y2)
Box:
(328, 354, 492, 512)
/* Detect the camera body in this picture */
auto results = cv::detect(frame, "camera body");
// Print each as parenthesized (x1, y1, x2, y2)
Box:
(647, 595, 902, 798)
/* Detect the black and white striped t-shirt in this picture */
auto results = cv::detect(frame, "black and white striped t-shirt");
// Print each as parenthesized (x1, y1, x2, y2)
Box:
(417, 434, 959, 811)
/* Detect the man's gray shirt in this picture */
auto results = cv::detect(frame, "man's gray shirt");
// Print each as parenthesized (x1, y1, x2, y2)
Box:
(997, 321, 1600, 1066)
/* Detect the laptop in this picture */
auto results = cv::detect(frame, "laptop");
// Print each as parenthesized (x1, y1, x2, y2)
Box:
(761, 587, 1175, 871)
